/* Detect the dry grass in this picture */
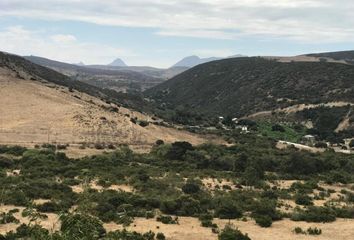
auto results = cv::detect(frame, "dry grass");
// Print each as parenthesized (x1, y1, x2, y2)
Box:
(104, 217, 354, 240)
(0, 205, 60, 235)
(70, 180, 134, 193)
(201, 178, 238, 192)
(0, 67, 223, 156)
(2, 203, 354, 240)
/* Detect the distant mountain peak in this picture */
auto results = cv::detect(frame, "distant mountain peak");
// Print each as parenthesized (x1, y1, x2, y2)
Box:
(108, 58, 127, 67)
(75, 61, 85, 66)
(172, 55, 219, 68)
(172, 54, 246, 68)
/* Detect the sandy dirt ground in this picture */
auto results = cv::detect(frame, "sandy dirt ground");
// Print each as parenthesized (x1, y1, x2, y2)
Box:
(104, 217, 354, 240)
(2, 203, 354, 239)
(0, 205, 60, 235)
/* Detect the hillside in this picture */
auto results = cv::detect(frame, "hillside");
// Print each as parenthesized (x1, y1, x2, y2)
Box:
(146, 57, 354, 116)
(24, 56, 165, 92)
(0, 52, 217, 151)
(306, 50, 354, 64)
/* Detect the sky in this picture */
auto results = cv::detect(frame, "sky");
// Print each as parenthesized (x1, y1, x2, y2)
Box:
(0, 0, 354, 68)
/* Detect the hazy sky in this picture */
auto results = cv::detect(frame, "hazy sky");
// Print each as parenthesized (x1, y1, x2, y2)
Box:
(0, 0, 353, 67)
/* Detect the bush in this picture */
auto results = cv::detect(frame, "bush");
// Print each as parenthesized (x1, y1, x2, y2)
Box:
(36, 201, 61, 213)
(349, 140, 354, 148)
(105, 229, 157, 240)
(139, 121, 149, 127)
(4, 224, 51, 239)
(0, 211, 19, 224)
(156, 215, 178, 224)
(293, 227, 305, 234)
(156, 232, 166, 240)
(315, 142, 328, 148)
(182, 182, 200, 194)
(254, 215, 272, 228)
(307, 227, 322, 235)
(166, 141, 194, 160)
(0, 145, 26, 156)
(272, 124, 285, 132)
(156, 140, 165, 145)
(291, 207, 336, 223)
(56, 144, 68, 150)
(215, 201, 242, 220)
(94, 143, 105, 150)
(295, 194, 313, 206)
(218, 224, 251, 240)
(0, 156, 14, 168)
(199, 213, 214, 228)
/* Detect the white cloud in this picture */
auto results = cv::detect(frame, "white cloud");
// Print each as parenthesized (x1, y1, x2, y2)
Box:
(50, 34, 77, 43)
(0, 26, 133, 64)
(0, 0, 353, 42)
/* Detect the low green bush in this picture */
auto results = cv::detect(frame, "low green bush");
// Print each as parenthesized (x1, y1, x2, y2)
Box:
(156, 215, 178, 224)
(218, 224, 251, 240)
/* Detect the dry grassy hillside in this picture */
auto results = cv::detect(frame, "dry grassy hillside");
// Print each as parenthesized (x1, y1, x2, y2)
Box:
(0, 66, 212, 151)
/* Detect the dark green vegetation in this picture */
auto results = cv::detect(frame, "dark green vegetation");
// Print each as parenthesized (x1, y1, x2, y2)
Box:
(295, 105, 354, 142)
(1, 131, 354, 238)
(145, 57, 354, 144)
(146, 57, 354, 117)
(293, 226, 322, 235)
(218, 225, 251, 240)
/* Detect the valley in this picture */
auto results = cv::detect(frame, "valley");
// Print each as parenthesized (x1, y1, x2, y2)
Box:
(0, 50, 354, 240)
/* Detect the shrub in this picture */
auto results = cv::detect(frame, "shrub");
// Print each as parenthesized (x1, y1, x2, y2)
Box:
(94, 143, 105, 150)
(291, 207, 336, 223)
(105, 229, 156, 240)
(0, 156, 14, 168)
(139, 121, 149, 127)
(4, 224, 51, 239)
(295, 194, 313, 206)
(307, 227, 322, 235)
(156, 215, 178, 224)
(315, 142, 328, 148)
(215, 201, 242, 220)
(272, 124, 285, 132)
(155, 140, 165, 145)
(56, 144, 68, 150)
(130, 118, 137, 124)
(0, 145, 26, 156)
(166, 141, 194, 160)
(107, 144, 116, 150)
(293, 227, 305, 234)
(0, 211, 19, 224)
(36, 201, 61, 213)
(156, 232, 166, 240)
(254, 215, 272, 228)
(41, 143, 56, 151)
(182, 182, 200, 194)
(199, 213, 214, 228)
(218, 224, 251, 240)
